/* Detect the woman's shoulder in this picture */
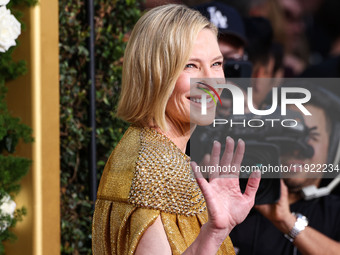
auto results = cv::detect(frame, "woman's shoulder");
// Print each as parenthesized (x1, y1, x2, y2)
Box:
(96, 126, 206, 216)
(96, 126, 142, 201)
(128, 127, 206, 216)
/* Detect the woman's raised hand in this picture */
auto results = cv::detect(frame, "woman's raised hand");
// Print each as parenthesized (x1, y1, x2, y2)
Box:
(191, 137, 261, 241)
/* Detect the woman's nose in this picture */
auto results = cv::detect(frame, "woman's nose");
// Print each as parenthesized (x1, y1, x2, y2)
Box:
(202, 66, 213, 78)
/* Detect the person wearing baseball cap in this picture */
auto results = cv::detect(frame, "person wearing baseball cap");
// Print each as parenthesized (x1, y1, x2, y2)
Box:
(194, 1, 247, 60)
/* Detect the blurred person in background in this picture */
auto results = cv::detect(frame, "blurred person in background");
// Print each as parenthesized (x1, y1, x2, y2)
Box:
(278, 0, 309, 76)
(301, 0, 340, 81)
(223, 0, 307, 77)
(230, 85, 340, 255)
(298, 0, 325, 16)
(297, 0, 329, 66)
(218, 0, 250, 17)
(248, 0, 286, 50)
(194, 1, 247, 63)
(244, 17, 283, 109)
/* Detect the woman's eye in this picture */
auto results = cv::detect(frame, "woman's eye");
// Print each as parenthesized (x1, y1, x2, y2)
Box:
(185, 63, 196, 68)
(212, 61, 222, 67)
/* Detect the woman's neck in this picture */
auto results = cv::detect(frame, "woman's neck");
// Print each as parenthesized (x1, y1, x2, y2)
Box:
(153, 122, 195, 153)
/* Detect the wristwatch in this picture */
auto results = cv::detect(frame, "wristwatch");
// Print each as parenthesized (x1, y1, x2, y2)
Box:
(284, 212, 309, 242)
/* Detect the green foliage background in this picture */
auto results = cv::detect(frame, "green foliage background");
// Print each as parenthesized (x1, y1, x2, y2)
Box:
(59, 0, 141, 253)
(0, 0, 36, 254)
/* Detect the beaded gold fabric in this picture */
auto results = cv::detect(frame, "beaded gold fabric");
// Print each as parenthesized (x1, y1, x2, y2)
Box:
(92, 126, 235, 255)
(128, 127, 206, 216)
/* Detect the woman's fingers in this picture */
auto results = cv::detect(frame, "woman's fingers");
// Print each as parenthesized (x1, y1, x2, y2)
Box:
(231, 139, 245, 168)
(243, 170, 261, 202)
(219, 136, 234, 169)
(203, 138, 245, 180)
(209, 141, 221, 180)
(218, 138, 244, 178)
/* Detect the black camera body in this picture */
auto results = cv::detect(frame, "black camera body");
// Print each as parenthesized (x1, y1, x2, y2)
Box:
(224, 59, 253, 78)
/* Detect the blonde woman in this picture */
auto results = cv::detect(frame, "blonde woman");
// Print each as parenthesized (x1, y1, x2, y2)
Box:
(92, 4, 260, 254)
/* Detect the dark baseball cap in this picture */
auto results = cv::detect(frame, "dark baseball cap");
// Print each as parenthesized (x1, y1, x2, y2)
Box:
(194, 1, 247, 45)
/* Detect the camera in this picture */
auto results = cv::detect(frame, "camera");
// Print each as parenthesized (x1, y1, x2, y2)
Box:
(224, 59, 253, 78)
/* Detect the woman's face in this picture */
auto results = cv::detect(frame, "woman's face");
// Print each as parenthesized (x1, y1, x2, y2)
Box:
(166, 29, 225, 127)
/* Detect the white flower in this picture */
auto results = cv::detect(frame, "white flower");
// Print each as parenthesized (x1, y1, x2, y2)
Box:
(0, 194, 16, 232)
(0, 0, 10, 6)
(0, 195, 16, 217)
(0, 6, 21, 53)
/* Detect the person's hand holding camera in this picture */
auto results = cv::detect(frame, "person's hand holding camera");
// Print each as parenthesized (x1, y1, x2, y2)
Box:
(255, 180, 296, 234)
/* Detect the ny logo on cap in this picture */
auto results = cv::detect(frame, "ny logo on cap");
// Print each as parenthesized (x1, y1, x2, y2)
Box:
(207, 6, 228, 29)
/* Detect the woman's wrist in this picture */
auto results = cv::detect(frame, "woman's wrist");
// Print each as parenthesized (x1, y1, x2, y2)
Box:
(203, 221, 231, 246)
(185, 223, 229, 255)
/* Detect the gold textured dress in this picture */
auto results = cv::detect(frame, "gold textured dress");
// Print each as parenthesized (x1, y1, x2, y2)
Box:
(92, 126, 235, 254)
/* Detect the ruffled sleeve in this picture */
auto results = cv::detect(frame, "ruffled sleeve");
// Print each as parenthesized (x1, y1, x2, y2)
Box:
(92, 200, 235, 255)
(92, 199, 160, 254)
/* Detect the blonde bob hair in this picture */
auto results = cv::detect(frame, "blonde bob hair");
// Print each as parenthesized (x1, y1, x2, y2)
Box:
(117, 4, 217, 130)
